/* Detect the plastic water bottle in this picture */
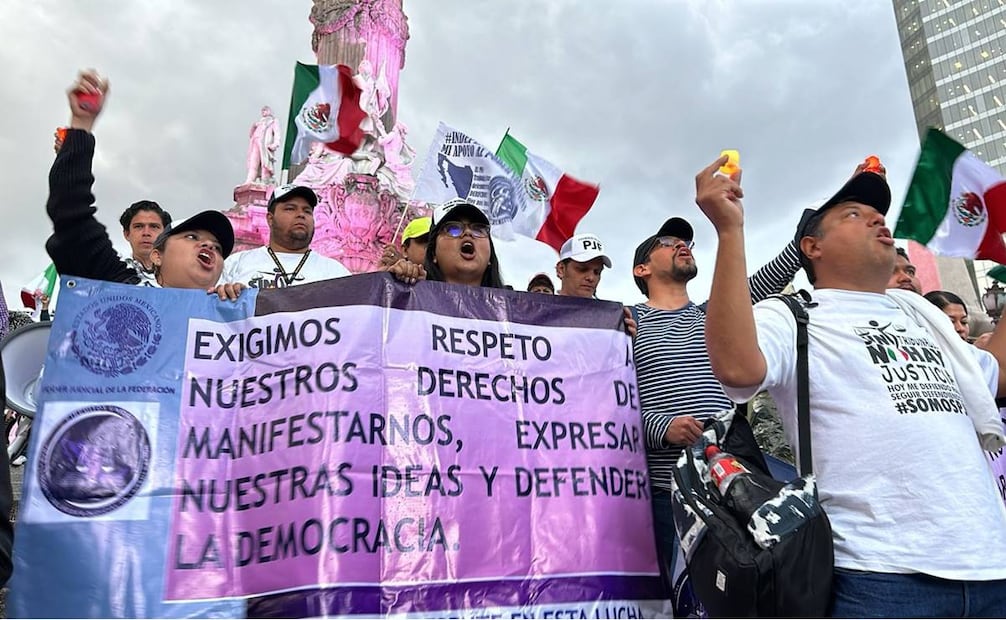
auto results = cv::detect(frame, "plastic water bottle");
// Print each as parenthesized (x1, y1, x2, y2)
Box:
(705, 445, 776, 521)
(705, 445, 749, 494)
(705, 446, 817, 550)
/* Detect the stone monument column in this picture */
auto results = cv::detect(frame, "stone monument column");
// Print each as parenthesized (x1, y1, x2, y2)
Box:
(226, 0, 425, 270)
(288, 0, 422, 273)
(310, 0, 409, 134)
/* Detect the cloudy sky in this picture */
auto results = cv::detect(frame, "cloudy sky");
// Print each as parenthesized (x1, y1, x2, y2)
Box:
(0, 0, 922, 310)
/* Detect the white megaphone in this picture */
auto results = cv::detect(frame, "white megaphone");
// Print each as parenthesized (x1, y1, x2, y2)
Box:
(1, 321, 52, 418)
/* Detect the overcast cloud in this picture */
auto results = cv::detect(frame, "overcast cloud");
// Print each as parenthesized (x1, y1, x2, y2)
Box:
(0, 0, 921, 310)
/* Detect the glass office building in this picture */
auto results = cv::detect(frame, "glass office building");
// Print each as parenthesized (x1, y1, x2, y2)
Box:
(894, 0, 1006, 305)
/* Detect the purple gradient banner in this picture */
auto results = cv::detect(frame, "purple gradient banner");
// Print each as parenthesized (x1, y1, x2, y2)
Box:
(165, 276, 659, 614)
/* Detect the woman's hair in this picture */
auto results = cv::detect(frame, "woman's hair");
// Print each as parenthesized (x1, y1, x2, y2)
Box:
(923, 290, 968, 315)
(423, 222, 506, 289)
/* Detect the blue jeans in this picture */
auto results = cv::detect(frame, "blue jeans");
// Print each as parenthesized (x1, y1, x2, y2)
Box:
(650, 489, 677, 595)
(831, 567, 1006, 618)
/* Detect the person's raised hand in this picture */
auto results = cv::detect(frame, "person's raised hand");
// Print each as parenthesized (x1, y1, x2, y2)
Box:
(695, 154, 745, 233)
(67, 69, 109, 132)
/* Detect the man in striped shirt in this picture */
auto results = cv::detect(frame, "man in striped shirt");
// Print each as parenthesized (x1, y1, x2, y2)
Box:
(631, 215, 802, 589)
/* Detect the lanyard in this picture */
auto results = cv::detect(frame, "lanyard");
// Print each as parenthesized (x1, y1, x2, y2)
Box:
(266, 247, 311, 286)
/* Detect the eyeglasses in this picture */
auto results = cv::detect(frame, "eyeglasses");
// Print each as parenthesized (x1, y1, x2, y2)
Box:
(440, 221, 491, 238)
(653, 236, 694, 252)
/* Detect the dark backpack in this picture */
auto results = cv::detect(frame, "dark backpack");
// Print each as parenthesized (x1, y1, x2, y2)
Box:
(669, 293, 833, 617)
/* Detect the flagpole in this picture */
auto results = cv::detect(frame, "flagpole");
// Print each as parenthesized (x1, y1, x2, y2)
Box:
(496, 127, 511, 153)
(391, 204, 412, 246)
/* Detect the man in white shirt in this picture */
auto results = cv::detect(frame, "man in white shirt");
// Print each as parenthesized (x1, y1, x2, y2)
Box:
(696, 154, 1006, 617)
(222, 184, 350, 288)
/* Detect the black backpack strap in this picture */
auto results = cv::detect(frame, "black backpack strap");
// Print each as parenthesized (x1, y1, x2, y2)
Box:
(770, 292, 814, 476)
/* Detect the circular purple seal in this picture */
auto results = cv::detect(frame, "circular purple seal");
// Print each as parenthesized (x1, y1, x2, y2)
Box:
(70, 296, 163, 377)
(37, 405, 151, 517)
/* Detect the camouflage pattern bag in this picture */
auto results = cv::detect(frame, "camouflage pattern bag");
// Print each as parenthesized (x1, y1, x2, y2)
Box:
(669, 294, 833, 617)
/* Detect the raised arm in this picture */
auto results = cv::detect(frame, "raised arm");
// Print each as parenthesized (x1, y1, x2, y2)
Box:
(695, 156, 767, 390)
(45, 71, 139, 285)
(748, 240, 801, 303)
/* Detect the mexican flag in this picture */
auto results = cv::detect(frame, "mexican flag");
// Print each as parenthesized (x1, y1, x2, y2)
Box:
(21, 263, 57, 316)
(893, 128, 1006, 263)
(496, 132, 600, 252)
(282, 63, 367, 168)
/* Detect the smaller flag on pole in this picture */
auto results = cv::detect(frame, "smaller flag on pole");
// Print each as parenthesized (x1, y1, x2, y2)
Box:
(893, 128, 1006, 263)
(496, 132, 599, 252)
(282, 63, 367, 168)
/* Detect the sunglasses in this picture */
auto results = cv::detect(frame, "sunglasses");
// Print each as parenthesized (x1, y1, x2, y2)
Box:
(653, 236, 694, 251)
(440, 221, 491, 238)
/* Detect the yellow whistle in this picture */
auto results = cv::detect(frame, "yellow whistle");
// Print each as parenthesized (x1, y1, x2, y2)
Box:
(719, 149, 741, 176)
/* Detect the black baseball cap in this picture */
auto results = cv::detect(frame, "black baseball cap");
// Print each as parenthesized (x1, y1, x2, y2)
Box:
(632, 217, 694, 295)
(153, 210, 235, 258)
(795, 171, 891, 282)
(268, 184, 318, 211)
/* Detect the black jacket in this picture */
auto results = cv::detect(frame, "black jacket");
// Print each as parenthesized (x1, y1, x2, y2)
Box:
(45, 129, 141, 285)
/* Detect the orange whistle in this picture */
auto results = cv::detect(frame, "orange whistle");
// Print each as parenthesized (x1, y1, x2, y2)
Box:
(863, 155, 882, 173)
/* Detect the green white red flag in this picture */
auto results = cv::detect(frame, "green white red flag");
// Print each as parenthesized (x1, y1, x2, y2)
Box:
(893, 128, 1006, 263)
(496, 132, 599, 252)
(21, 263, 57, 315)
(282, 63, 367, 168)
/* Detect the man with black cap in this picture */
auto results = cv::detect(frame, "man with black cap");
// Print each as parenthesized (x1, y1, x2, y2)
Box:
(698, 154, 1006, 616)
(630, 190, 802, 589)
(46, 70, 238, 294)
(221, 184, 350, 289)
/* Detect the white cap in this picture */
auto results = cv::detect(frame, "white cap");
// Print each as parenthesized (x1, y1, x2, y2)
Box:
(559, 233, 612, 268)
(431, 199, 489, 227)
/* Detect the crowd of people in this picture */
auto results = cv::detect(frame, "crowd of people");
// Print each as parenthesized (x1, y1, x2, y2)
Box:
(3, 68, 1006, 616)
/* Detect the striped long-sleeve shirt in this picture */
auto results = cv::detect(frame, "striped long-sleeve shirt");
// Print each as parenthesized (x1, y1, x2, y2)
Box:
(0, 281, 7, 342)
(634, 241, 802, 491)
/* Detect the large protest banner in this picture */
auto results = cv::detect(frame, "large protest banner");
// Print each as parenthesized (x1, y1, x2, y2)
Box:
(10, 274, 666, 618)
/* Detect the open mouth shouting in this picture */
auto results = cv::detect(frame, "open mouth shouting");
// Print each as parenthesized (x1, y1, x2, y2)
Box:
(460, 240, 477, 259)
(197, 249, 216, 269)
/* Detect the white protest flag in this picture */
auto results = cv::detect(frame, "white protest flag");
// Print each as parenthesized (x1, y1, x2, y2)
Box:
(412, 122, 534, 241)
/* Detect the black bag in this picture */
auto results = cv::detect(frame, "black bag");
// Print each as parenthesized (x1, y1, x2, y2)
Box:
(670, 294, 833, 618)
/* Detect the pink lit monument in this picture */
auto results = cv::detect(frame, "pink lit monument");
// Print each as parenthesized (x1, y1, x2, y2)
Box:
(226, 0, 425, 273)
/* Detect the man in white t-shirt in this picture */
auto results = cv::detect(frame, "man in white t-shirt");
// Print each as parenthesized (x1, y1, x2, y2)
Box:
(222, 185, 350, 289)
(695, 153, 1006, 616)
